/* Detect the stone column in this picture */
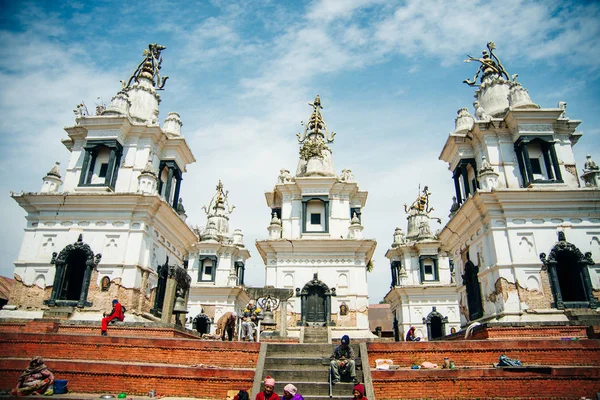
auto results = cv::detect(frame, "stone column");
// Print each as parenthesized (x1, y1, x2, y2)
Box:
(279, 299, 288, 338)
(161, 276, 177, 323)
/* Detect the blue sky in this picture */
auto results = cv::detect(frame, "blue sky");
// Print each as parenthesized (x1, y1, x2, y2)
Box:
(1, 0, 599, 302)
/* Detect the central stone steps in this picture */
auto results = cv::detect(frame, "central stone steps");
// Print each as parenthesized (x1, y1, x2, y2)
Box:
(261, 342, 365, 399)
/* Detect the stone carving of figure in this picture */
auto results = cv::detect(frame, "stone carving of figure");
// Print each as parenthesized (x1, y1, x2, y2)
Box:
(449, 196, 460, 216)
(558, 101, 567, 119)
(584, 154, 599, 171)
(392, 227, 406, 247)
(278, 169, 293, 184)
(418, 221, 432, 238)
(473, 100, 490, 121)
(339, 169, 355, 182)
(176, 198, 186, 215)
(95, 104, 106, 116)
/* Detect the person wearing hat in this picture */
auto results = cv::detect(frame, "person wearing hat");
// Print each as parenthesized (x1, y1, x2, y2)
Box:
(101, 298, 124, 336)
(330, 335, 358, 384)
(281, 383, 304, 400)
(255, 375, 278, 400)
(242, 299, 263, 341)
(351, 383, 368, 400)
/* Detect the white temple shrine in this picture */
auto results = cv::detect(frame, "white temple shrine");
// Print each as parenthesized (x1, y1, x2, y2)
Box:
(186, 180, 250, 334)
(4, 44, 198, 322)
(438, 42, 599, 327)
(384, 187, 460, 341)
(256, 96, 377, 339)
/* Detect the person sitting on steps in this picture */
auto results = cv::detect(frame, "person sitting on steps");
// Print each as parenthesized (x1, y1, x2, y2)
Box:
(330, 334, 358, 384)
(101, 298, 124, 336)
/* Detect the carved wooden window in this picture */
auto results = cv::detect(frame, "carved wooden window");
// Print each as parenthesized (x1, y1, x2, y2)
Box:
(302, 196, 329, 233)
(78, 140, 122, 190)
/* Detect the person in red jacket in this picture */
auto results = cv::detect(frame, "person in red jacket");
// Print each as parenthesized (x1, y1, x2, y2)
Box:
(101, 299, 124, 336)
(351, 383, 368, 400)
(255, 375, 278, 400)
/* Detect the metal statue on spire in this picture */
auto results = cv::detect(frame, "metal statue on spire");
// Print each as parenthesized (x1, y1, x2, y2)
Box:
(125, 43, 169, 90)
(202, 180, 235, 215)
(463, 42, 513, 87)
(297, 95, 336, 143)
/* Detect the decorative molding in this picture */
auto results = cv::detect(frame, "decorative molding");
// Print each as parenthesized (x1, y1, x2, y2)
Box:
(518, 124, 553, 133)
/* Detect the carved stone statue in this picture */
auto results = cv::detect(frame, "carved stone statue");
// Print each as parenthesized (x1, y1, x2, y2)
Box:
(584, 154, 599, 171)
(473, 101, 490, 121)
(463, 42, 511, 86)
(339, 169, 355, 182)
(278, 169, 293, 184)
(558, 101, 568, 119)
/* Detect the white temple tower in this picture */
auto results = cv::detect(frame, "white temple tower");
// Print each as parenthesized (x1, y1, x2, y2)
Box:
(256, 96, 377, 339)
(438, 42, 600, 328)
(5, 44, 197, 321)
(384, 187, 460, 341)
(186, 180, 251, 334)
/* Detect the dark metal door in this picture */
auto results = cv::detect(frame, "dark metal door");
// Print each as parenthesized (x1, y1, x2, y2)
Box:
(306, 286, 326, 322)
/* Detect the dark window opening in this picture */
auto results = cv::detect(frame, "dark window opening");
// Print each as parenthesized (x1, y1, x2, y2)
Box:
(311, 213, 321, 225)
(204, 265, 212, 276)
(99, 163, 109, 178)
(424, 264, 433, 275)
(530, 158, 542, 175)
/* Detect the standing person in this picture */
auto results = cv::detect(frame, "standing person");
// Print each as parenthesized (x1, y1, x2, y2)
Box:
(351, 383, 368, 400)
(281, 384, 304, 400)
(330, 335, 358, 384)
(241, 300, 263, 341)
(11, 356, 55, 396)
(217, 311, 237, 341)
(405, 326, 421, 342)
(255, 376, 278, 400)
(101, 298, 124, 336)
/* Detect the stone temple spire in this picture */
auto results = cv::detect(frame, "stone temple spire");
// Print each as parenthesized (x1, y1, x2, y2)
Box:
(295, 95, 336, 177)
(463, 42, 538, 118)
(104, 44, 168, 124)
(201, 180, 236, 241)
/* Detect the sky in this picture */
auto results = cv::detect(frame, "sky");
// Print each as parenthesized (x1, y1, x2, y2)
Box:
(1, 0, 599, 303)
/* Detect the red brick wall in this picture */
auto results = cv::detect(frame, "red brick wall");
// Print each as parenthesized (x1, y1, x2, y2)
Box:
(367, 340, 600, 368)
(372, 367, 600, 399)
(0, 333, 260, 368)
(0, 359, 254, 398)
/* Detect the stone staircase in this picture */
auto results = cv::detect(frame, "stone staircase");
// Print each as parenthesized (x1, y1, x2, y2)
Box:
(303, 326, 328, 343)
(262, 343, 365, 400)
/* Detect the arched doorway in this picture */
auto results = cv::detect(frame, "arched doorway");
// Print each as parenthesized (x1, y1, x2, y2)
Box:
(424, 307, 448, 340)
(194, 312, 212, 335)
(46, 234, 101, 308)
(540, 231, 598, 309)
(297, 273, 336, 326)
(463, 259, 483, 321)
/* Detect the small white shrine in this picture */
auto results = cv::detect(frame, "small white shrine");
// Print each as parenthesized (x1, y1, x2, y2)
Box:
(186, 180, 251, 334)
(4, 44, 197, 321)
(255, 96, 377, 339)
(438, 42, 599, 327)
(384, 187, 460, 341)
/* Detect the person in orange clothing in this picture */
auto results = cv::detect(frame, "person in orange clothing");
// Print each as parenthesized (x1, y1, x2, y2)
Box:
(101, 299, 124, 336)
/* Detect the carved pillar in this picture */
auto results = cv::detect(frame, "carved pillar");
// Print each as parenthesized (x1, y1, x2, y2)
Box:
(279, 299, 288, 337)
(161, 274, 178, 323)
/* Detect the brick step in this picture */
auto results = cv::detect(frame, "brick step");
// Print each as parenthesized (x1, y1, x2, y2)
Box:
(371, 366, 600, 400)
(0, 358, 254, 398)
(0, 332, 260, 369)
(367, 339, 600, 367)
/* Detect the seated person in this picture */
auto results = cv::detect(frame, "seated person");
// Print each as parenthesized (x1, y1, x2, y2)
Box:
(241, 300, 263, 341)
(11, 356, 55, 396)
(101, 298, 124, 336)
(330, 335, 358, 384)
(406, 326, 421, 341)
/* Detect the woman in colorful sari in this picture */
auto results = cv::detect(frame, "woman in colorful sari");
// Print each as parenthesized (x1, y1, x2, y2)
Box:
(11, 356, 55, 396)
